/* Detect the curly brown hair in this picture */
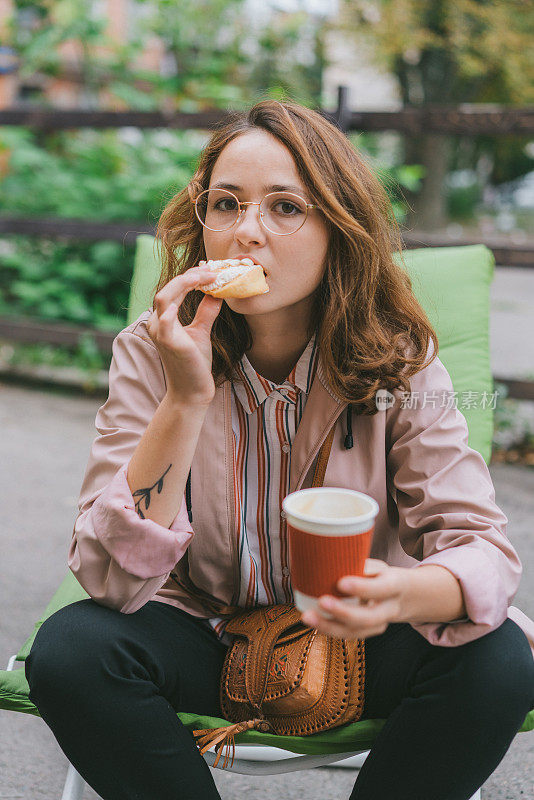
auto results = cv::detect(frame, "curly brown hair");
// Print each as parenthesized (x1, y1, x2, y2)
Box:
(154, 99, 438, 415)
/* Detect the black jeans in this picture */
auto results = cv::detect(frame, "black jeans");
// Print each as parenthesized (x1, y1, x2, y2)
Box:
(26, 599, 534, 800)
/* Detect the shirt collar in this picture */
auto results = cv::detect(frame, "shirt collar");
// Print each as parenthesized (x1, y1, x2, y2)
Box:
(232, 333, 319, 414)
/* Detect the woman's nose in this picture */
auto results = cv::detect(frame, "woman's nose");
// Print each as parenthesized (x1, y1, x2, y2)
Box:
(234, 204, 266, 243)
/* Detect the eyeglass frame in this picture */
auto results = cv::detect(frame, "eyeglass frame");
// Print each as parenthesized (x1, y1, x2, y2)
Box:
(192, 187, 319, 236)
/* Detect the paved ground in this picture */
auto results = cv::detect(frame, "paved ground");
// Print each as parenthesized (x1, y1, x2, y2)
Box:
(1, 377, 533, 797)
(490, 267, 534, 379)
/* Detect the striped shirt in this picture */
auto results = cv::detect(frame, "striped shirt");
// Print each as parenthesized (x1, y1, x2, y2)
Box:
(206, 332, 320, 645)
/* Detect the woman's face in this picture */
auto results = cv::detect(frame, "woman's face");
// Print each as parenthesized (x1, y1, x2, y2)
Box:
(202, 130, 329, 322)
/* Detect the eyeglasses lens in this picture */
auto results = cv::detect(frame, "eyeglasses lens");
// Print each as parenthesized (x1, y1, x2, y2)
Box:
(196, 189, 308, 234)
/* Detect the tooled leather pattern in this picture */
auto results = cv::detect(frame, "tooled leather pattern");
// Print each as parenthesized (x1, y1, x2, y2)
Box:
(269, 636, 365, 735)
(221, 604, 366, 735)
(224, 622, 314, 703)
(224, 605, 303, 705)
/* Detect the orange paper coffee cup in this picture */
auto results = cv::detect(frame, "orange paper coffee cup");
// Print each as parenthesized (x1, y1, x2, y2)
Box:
(282, 487, 379, 614)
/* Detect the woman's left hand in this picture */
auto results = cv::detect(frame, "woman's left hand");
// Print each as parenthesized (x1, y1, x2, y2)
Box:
(300, 558, 409, 639)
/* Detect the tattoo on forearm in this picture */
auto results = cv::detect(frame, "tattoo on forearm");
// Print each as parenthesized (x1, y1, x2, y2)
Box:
(132, 464, 172, 519)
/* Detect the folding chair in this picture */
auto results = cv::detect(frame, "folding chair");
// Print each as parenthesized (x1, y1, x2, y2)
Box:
(2, 236, 533, 800)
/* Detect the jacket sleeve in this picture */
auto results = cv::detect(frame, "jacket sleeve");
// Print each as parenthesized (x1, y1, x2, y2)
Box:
(385, 342, 522, 647)
(68, 323, 195, 614)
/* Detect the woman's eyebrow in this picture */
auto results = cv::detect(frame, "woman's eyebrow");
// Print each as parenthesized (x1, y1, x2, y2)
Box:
(211, 181, 307, 195)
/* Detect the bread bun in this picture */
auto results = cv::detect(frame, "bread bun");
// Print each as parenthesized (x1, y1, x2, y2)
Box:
(197, 258, 269, 298)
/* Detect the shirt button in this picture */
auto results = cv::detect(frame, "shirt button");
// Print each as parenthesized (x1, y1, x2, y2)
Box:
(282, 442, 291, 453)
(282, 567, 290, 577)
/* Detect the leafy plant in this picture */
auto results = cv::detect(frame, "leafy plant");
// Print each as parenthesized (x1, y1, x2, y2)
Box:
(0, 127, 200, 221)
(0, 235, 134, 328)
(0, 339, 111, 373)
(0, 127, 207, 327)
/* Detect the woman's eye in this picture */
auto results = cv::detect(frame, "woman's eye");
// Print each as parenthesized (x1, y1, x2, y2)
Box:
(215, 199, 237, 211)
(274, 201, 301, 215)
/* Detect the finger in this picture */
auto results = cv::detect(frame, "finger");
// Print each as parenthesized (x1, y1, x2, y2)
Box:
(335, 575, 397, 602)
(334, 559, 387, 593)
(157, 301, 178, 329)
(155, 268, 209, 317)
(319, 622, 387, 640)
(150, 302, 181, 344)
(155, 266, 217, 315)
(188, 293, 223, 333)
(301, 610, 387, 640)
(364, 558, 389, 575)
(316, 595, 391, 628)
(337, 561, 397, 599)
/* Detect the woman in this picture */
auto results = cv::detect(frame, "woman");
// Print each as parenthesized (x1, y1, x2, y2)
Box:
(26, 100, 534, 800)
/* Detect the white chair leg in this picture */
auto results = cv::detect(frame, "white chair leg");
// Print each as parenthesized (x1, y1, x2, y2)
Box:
(60, 762, 85, 800)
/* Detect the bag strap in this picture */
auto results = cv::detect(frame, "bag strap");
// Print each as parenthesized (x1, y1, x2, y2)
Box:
(311, 423, 336, 488)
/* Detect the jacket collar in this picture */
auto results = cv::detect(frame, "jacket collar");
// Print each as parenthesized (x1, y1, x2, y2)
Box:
(231, 333, 320, 414)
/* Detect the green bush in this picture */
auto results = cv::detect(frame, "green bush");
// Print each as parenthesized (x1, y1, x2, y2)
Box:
(0, 127, 206, 328)
(447, 183, 483, 221)
(0, 237, 133, 329)
(0, 127, 202, 220)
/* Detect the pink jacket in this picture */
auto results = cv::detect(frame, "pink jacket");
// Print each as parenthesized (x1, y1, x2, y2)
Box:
(68, 311, 534, 658)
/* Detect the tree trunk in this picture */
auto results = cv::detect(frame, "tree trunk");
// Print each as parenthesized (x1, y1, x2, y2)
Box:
(406, 134, 451, 230)
(391, 8, 456, 231)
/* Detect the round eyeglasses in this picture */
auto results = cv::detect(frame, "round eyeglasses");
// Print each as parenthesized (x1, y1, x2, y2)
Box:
(193, 188, 318, 236)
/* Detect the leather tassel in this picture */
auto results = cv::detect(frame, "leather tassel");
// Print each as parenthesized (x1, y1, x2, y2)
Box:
(193, 718, 272, 769)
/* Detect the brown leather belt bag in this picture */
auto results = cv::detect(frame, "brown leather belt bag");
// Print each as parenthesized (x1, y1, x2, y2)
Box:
(193, 424, 366, 769)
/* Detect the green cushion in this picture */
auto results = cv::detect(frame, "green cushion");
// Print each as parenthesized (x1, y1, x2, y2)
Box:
(127, 235, 165, 326)
(15, 571, 88, 661)
(395, 245, 495, 464)
(0, 665, 386, 752)
(2, 666, 532, 742)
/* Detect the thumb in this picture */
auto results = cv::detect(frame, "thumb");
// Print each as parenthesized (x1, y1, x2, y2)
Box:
(363, 558, 386, 575)
(190, 295, 223, 333)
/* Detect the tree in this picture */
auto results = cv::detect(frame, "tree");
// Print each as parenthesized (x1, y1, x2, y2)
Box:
(134, 0, 327, 109)
(245, 9, 327, 108)
(11, 0, 124, 108)
(130, 0, 251, 109)
(335, 0, 534, 229)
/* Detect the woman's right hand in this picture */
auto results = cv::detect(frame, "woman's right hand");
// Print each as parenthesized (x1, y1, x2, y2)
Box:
(147, 265, 223, 407)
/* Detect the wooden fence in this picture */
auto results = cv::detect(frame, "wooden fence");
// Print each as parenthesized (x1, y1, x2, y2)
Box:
(0, 86, 533, 399)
